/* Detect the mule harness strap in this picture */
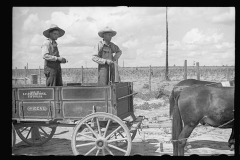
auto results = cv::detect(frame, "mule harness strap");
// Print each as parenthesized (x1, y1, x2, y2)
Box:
(204, 82, 220, 86)
(171, 118, 234, 142)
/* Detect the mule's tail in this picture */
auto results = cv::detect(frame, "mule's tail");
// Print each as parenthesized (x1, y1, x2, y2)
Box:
(172, 94, 183, 156)
(169, 88, 175, 119)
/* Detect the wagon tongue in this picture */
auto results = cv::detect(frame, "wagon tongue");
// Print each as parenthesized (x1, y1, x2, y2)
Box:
(130, 116, 144, 132)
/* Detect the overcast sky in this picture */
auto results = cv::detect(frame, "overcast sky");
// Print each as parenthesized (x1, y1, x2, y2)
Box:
(13, 7, 235, 69)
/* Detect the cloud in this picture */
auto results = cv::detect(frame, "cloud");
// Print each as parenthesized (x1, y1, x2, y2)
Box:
(151, 35, 164, 42)
(122, 39, 139, 49)
(57, 34, 76, 45)
(13, 7, 30, 19)
(212, 7, 235, 25)
(168, 7, 235, 26)
(50, 11, 78, 30)
(167, 7, 209, 23)
(182, 28, 204, 44)
(168, 41, 182, 50)
(22, 14, 42, 34)
(30, 34, 46, 46)
(182, 28, 223, 45)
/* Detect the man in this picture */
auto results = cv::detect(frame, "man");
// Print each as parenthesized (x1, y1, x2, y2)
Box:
(92, 26, 122, 85)
(41, 24, 67, 86)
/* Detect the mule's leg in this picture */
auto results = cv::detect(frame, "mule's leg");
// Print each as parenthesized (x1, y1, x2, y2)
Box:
(228, 124, 234, 151)
(169, 89, 175, 119)
(172, 105, 183, 156)
(177, 125, 196, 156)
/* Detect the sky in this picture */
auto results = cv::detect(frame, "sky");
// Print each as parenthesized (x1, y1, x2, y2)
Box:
(12, 7, 235, 69)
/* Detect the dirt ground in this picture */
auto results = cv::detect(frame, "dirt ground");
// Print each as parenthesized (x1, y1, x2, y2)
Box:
(12, 97, 234, 156)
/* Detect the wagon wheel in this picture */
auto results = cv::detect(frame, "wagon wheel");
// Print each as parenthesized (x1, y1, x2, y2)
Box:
(12, 123, 16, 149)
(112, 113, 137, 148)
(15, 124, 56, 146)
(71, 112, 132, 156)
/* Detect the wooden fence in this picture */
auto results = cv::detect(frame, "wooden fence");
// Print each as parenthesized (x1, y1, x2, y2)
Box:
(13, 61, 234, 89)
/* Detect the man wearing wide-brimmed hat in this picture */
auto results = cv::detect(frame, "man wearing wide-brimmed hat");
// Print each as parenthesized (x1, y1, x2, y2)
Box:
(41, 24, 67, 86)
(92, 26, 122, 85)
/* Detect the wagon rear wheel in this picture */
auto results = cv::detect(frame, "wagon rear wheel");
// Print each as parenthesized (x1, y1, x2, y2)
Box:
(71, 112, 132, 156)
(15, 124, 56, 146)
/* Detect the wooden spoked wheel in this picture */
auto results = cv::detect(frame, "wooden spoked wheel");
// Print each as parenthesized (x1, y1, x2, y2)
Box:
(71, 112, 132, 156)
(15, 124, 56, 146)
(12, 123, 16, 149)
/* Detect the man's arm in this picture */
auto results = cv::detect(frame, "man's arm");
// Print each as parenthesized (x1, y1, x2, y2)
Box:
(41, 41, 65, 62)
(41, 41, 58, 61)
(112, 44, 122, 61)
(92, 43, 107, 64)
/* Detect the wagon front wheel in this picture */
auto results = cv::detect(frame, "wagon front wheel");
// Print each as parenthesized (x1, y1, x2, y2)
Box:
(71, 112, 132, 156)
(15, 124, 56, 146)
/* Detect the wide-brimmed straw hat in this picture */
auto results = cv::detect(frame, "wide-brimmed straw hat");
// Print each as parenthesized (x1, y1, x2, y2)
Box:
(98, 26, 117, 38)
(43, 24, 65, 38)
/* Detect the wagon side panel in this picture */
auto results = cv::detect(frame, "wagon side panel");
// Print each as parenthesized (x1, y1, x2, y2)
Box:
(13, 87, 56, 121)
(61, 86, 113, 119)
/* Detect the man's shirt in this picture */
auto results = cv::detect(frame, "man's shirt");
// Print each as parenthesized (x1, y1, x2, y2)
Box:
(92, 39, 122, 64)
(41, 38, 60, 61)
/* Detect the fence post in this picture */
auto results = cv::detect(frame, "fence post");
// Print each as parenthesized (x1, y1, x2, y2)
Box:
(184, 60, 187, 80)
(196, 62, 200, 80)
(227, 67, 230, 81)
(81, 66, 84, 84)
(15, 67, 17, 77)
(149, 65, 151, 92)
(24, 66, 27, 84)
(39, 66, 41, 84)
(232, 68, 234, 80)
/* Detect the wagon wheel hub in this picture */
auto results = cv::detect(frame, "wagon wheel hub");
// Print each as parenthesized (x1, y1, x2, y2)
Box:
(96, 138, 106, 149)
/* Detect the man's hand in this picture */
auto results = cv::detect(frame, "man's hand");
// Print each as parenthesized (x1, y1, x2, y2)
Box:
(57, 57, 67, 63)
(61, 58, 67, 63)
(106, 59, 114, 65)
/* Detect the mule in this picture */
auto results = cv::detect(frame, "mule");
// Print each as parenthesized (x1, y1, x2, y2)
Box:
(172, 85, 234, 156)
(169, 79, 235, 119)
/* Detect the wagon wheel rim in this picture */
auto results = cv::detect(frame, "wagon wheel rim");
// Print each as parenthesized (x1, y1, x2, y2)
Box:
(12, 123, 16, 149)
(71, 112, 132, 156)
(15, 125, 56, 146)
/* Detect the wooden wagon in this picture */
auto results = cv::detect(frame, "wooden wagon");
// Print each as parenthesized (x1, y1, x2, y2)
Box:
(12, 82, 144, 156)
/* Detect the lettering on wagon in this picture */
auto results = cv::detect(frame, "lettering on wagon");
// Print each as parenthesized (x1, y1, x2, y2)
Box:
(22, 91, 47, 98)
(27, 106, 48, 111)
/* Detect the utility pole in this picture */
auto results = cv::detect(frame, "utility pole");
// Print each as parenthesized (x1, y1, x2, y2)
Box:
(165, 7, 170, 81)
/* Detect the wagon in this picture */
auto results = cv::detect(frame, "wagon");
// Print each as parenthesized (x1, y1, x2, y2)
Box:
(12, 82, 144, 156)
